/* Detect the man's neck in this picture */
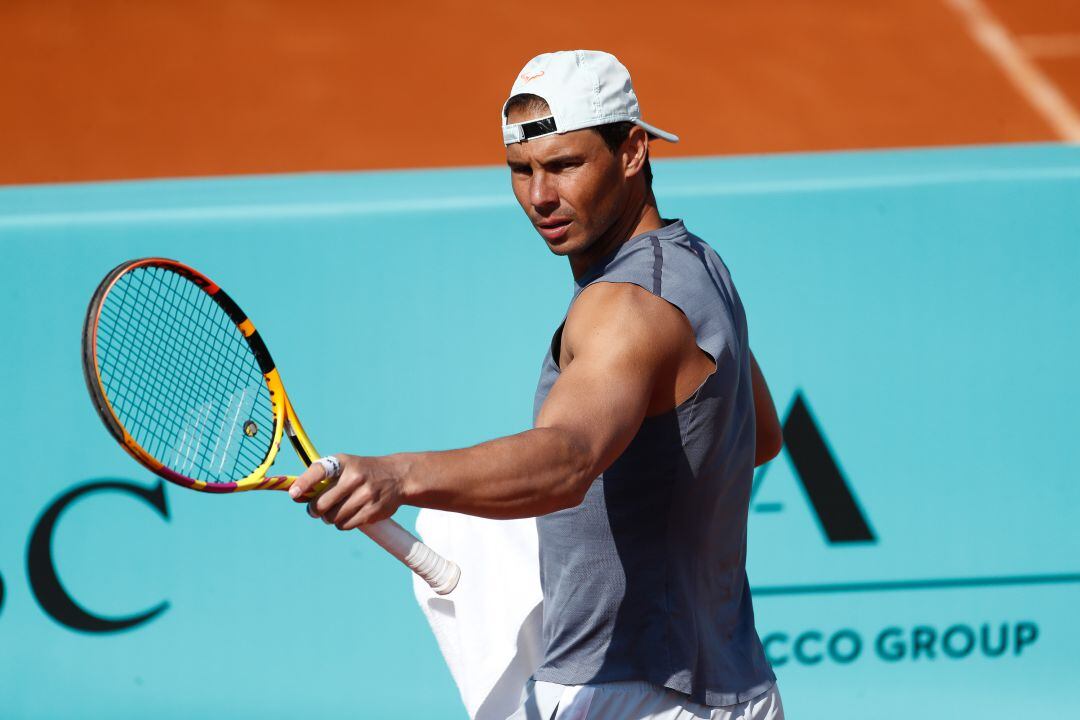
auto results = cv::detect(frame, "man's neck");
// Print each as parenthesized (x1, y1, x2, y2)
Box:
(569, 196, 664, 280)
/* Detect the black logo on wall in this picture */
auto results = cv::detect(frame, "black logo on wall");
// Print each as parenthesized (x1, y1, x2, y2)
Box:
(752, 391, 876, 544)
(749, 391, 1078, 675)
(19, 478, 170, 634)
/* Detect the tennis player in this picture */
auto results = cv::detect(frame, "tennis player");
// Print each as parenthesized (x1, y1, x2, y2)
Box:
(292, 49, 784, 719)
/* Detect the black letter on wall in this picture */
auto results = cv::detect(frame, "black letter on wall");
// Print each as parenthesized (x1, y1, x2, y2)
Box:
(27, 479, 170, 633)
(782, 393, 876, 543)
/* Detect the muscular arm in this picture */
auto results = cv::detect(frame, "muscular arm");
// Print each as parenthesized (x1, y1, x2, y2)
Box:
(291, 283, 687, 527)
(291, 284, 781, 529)
(400, 283, 680, 518)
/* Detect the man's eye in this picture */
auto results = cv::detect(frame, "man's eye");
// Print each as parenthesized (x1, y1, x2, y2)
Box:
(510, 165, 531, 176)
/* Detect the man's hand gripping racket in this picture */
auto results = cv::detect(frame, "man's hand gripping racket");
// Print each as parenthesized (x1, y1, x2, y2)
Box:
(81, 257, 460, 595)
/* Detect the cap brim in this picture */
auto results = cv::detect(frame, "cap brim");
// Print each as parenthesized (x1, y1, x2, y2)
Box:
(635, 119, 679, 143)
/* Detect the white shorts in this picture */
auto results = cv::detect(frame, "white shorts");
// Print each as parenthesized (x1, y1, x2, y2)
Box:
(507, 679, 785, 720)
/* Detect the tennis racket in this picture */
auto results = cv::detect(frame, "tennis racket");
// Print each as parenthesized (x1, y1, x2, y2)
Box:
(81, 257, 460, 595)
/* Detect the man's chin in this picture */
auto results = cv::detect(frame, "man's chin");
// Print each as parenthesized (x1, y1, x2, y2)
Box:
(541, 232, 584, 257)
(545, 241, 573, 256)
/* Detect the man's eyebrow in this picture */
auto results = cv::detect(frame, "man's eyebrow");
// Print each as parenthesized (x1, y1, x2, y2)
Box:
(539, 153, 586, 165)
(506, 152, 586, 169)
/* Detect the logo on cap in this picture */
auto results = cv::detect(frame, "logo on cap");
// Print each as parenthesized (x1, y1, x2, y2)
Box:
(519, 71, 545, 83)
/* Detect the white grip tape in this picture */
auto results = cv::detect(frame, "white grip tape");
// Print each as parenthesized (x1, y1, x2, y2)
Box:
(360, 519, 461, 595)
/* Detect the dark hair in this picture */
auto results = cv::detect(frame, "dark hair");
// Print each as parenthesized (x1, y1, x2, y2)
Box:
(505, 94, 653, 188)
(595, 121, 653, 187)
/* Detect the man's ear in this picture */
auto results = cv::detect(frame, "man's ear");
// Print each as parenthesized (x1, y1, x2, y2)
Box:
(623, 126, 650, 179)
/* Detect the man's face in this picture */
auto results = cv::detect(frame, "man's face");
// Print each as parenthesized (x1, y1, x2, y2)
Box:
(505, 107, 628, 257)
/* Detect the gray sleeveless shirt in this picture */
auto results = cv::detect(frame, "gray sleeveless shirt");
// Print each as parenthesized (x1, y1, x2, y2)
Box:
(531, 220, 775, 706)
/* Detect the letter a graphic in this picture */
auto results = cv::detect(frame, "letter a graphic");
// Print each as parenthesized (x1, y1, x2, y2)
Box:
(754, 392, 876, 544)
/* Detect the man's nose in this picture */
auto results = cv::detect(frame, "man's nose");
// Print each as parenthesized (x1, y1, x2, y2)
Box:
(530, 173, 559, 211)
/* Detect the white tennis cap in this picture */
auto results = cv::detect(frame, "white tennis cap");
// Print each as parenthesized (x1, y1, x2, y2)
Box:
(501, 50, 679, 146)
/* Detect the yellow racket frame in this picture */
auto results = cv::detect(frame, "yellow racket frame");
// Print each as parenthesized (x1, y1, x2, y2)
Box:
(83, 257, 459, 594)
(84, 257, 327, 497)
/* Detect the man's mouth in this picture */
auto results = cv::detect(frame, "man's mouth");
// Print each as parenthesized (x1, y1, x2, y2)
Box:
(536, 218, 572, 241)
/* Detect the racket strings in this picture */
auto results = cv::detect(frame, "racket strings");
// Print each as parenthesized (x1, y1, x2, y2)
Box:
(111, 267, 271, 480)
(101, 269, 221, 470)
(111, 273, 226, 467)
(96, 266, 275, 483)
(102, 271, 207, 432)
(103, 272, 197, 426)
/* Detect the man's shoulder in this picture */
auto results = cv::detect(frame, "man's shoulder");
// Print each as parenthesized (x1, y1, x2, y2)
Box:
(570, 279, 658, 317)
(563, 280, 693, 359)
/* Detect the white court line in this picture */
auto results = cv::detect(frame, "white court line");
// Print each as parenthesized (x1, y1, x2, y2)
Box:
(3, 166, 1080, 229)
(1018, 33, 1080, 59)
(945, 0, 1080, 141)
(0, 194, 513, 228)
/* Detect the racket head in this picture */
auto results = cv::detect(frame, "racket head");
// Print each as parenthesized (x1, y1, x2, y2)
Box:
(82, 258, 289, 493)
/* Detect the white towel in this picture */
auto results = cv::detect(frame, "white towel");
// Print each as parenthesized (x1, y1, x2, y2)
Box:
(413, 509, 545, 720)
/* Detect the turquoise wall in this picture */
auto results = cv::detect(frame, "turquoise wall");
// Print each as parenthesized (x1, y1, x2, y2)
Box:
(1, 144, 1078, 717)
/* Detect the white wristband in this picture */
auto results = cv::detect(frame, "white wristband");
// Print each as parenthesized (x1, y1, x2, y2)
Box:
(315, 455, 342, 479)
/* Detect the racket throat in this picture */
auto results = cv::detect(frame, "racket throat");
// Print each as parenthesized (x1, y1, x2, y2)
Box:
(283, 419, 315, 466)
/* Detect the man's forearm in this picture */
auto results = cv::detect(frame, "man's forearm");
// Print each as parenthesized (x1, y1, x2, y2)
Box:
(396, 427, 594, 519)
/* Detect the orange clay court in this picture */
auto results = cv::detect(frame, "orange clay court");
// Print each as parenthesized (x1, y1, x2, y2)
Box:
(1, 0, 1079, 185)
